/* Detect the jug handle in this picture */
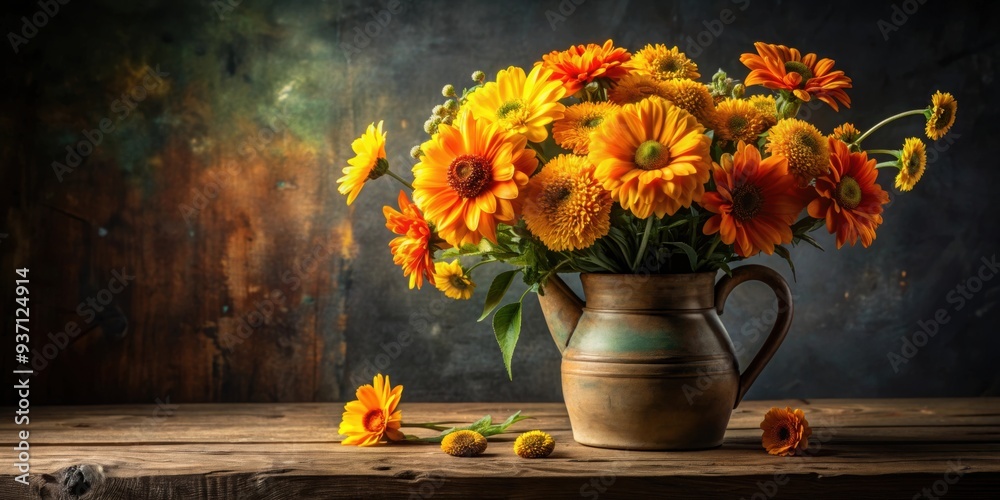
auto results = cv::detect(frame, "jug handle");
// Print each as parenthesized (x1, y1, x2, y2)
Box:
(714, 265, 793, 409)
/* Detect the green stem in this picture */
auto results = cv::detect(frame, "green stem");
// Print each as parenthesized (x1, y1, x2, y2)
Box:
(401, 422, 453, 431)
(875, 161, 900, 170)
(528, 142, 549, 164)
(852, 109, 926, 147)
(867, 149, 899, 157)
(385, 169, 414, 190)
(464, 259, 495, 276)
(698, 236, 722, 270)
(631, 217, 655, 273)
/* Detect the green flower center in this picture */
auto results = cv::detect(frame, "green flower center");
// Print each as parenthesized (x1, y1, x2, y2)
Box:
(634, 140, 671, 170)
(448, 154, 492, 198)
(658, 57, 682, 74)
(796, 130, 821, 154)
(836, 176, 863, 210)
(728, 115, 749, 135)
(583, 115, 604, 129)
(497, 99, 524, 119)
(731, 183, 764, 221)
(450, 275, 471, 290)
(784, 61, 814, 83)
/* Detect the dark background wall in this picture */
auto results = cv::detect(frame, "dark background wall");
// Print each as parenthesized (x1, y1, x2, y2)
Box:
(2, 0, 998, 405)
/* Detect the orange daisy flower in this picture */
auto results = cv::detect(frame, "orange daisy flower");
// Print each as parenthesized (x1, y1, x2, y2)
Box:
(628, 44, 700, 81)
(383, 190, 437, 289)
(536, 39, 631, 96)
(338, 374, 404, 446)
(760, 407, 811, 456)
(702, 142, 803, 257)
(740, 42, 852, 111)
(552, 101, 619, 155)
(608, 73, 672, 105)
(588, 97, 712, 219)
(807, 138, 889, 248)
(413, 111, 537, 247)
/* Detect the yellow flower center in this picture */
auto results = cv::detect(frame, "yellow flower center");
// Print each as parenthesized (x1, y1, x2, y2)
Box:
(657, 56, 681, 73)
(363, 409, 386, 433)
(448, 154, 492, 198)
(836, 176, 862, 209)
(441, 430, 488, 457)
(731, 184, 764, 221)
(784, 61, 814, 83)
(449, 274, 471, 290)
(634, 140, 671, 170)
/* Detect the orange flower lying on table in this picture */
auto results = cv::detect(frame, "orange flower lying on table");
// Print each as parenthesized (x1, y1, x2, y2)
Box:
(336, 39, 957, 377)
(760, 407, 812, 456)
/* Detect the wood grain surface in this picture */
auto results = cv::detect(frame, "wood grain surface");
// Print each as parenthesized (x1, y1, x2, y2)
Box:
(1, 398, 998, 499)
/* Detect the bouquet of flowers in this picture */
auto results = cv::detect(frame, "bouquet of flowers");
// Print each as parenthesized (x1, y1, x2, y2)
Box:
(337, 40, 957, 377)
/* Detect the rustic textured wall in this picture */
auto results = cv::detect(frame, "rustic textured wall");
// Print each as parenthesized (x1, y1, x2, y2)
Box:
(2, 0, 998, 405)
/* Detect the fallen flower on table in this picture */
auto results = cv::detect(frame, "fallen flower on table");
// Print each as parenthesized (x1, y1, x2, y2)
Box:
(513, 430, 555, 459)
(338, 373, 530, 447)
(760, 406, 812, 456)
(441, 430, 488, 457)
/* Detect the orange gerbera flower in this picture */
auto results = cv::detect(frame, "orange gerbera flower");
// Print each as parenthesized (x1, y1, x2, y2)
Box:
(552, 101, 619, 155)
(760, 407, 811, 456)
(522, 154, 612, 251)
(383, 190, 437, 289)
(807, 138, 889, 248)
(702, 142, 803, 257)
(338, 374, 404, 446)
(608, 73, 672, 105)
(536, 39, 631, 96)
(413, 111, 537, 246)
(588, 97, 712, 219)
(740, 42, 852, 111)
(337, 121, 388, 205)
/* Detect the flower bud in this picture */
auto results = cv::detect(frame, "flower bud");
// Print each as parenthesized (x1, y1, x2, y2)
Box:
(471, 70, 485, 83)
(443, 99, 459, 112)
(732, 84, 745, 99)
(584, 81, 600, 94)
(442, 84, 456, 97)
(410, 145, 423, 158)
(432, 105, 445, 116)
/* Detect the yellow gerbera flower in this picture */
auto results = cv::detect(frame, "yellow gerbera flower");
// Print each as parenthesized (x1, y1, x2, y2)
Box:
(895, 137, 927, 192)
(588, 96, 712, 219)
(715, 98, 768, 144)
(338, 374, 404, 446)
(661, 79, 717, 129)
(926, 91, 957, 140)
(766, 118, 830, 184)
(441, 430, 488, 457)
(337, 121, 388, 205)
(608, 73, 672, 105)
(523, 154, 612, 251)
(552, 102, 619, 155)
(829, 122, 861, 144)
(629, 44, 700, 81)
(433, 260, 476, 300)
(465, 65, 566, 143)
(413, 110, 537, 247)
(749, 94, 778, 127)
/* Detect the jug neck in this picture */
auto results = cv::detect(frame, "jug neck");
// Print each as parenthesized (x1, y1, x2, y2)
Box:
(580, 272, 718, 311)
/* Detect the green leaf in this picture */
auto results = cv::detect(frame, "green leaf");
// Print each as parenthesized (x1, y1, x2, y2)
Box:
(665, 241, 699, 272)
(492, 303, 522, 380)
(774, 245, 797, 281)
(479, 270, 519, 321)
(406, 411, 532, 443)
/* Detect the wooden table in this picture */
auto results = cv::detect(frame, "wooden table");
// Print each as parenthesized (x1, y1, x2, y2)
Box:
(2, 398, 998, 499)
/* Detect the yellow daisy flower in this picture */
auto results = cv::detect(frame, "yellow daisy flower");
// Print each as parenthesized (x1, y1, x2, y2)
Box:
(513, 430, 555, 459)
(338, 374, 404, 446)
(749, 94, 778, 127)
(629, 44, 700, 81)
(926, 91, 957, 140)
(523, 154, 612, 251)
(433, 260, 476, 300)
(465, 65, 566, 143)
(588, 96, 712, 219)
(895, 137, 927, 192)
(829, 122, 861, 144)
(441, 430, 488, 457)
(552, 102, 619, 155)
(715, 98, 768, 144)
(608, 73, 672, 105)
(766, 118, 830, 184)
(661, 79, 717, 130)
(337, 120, 388, 205)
